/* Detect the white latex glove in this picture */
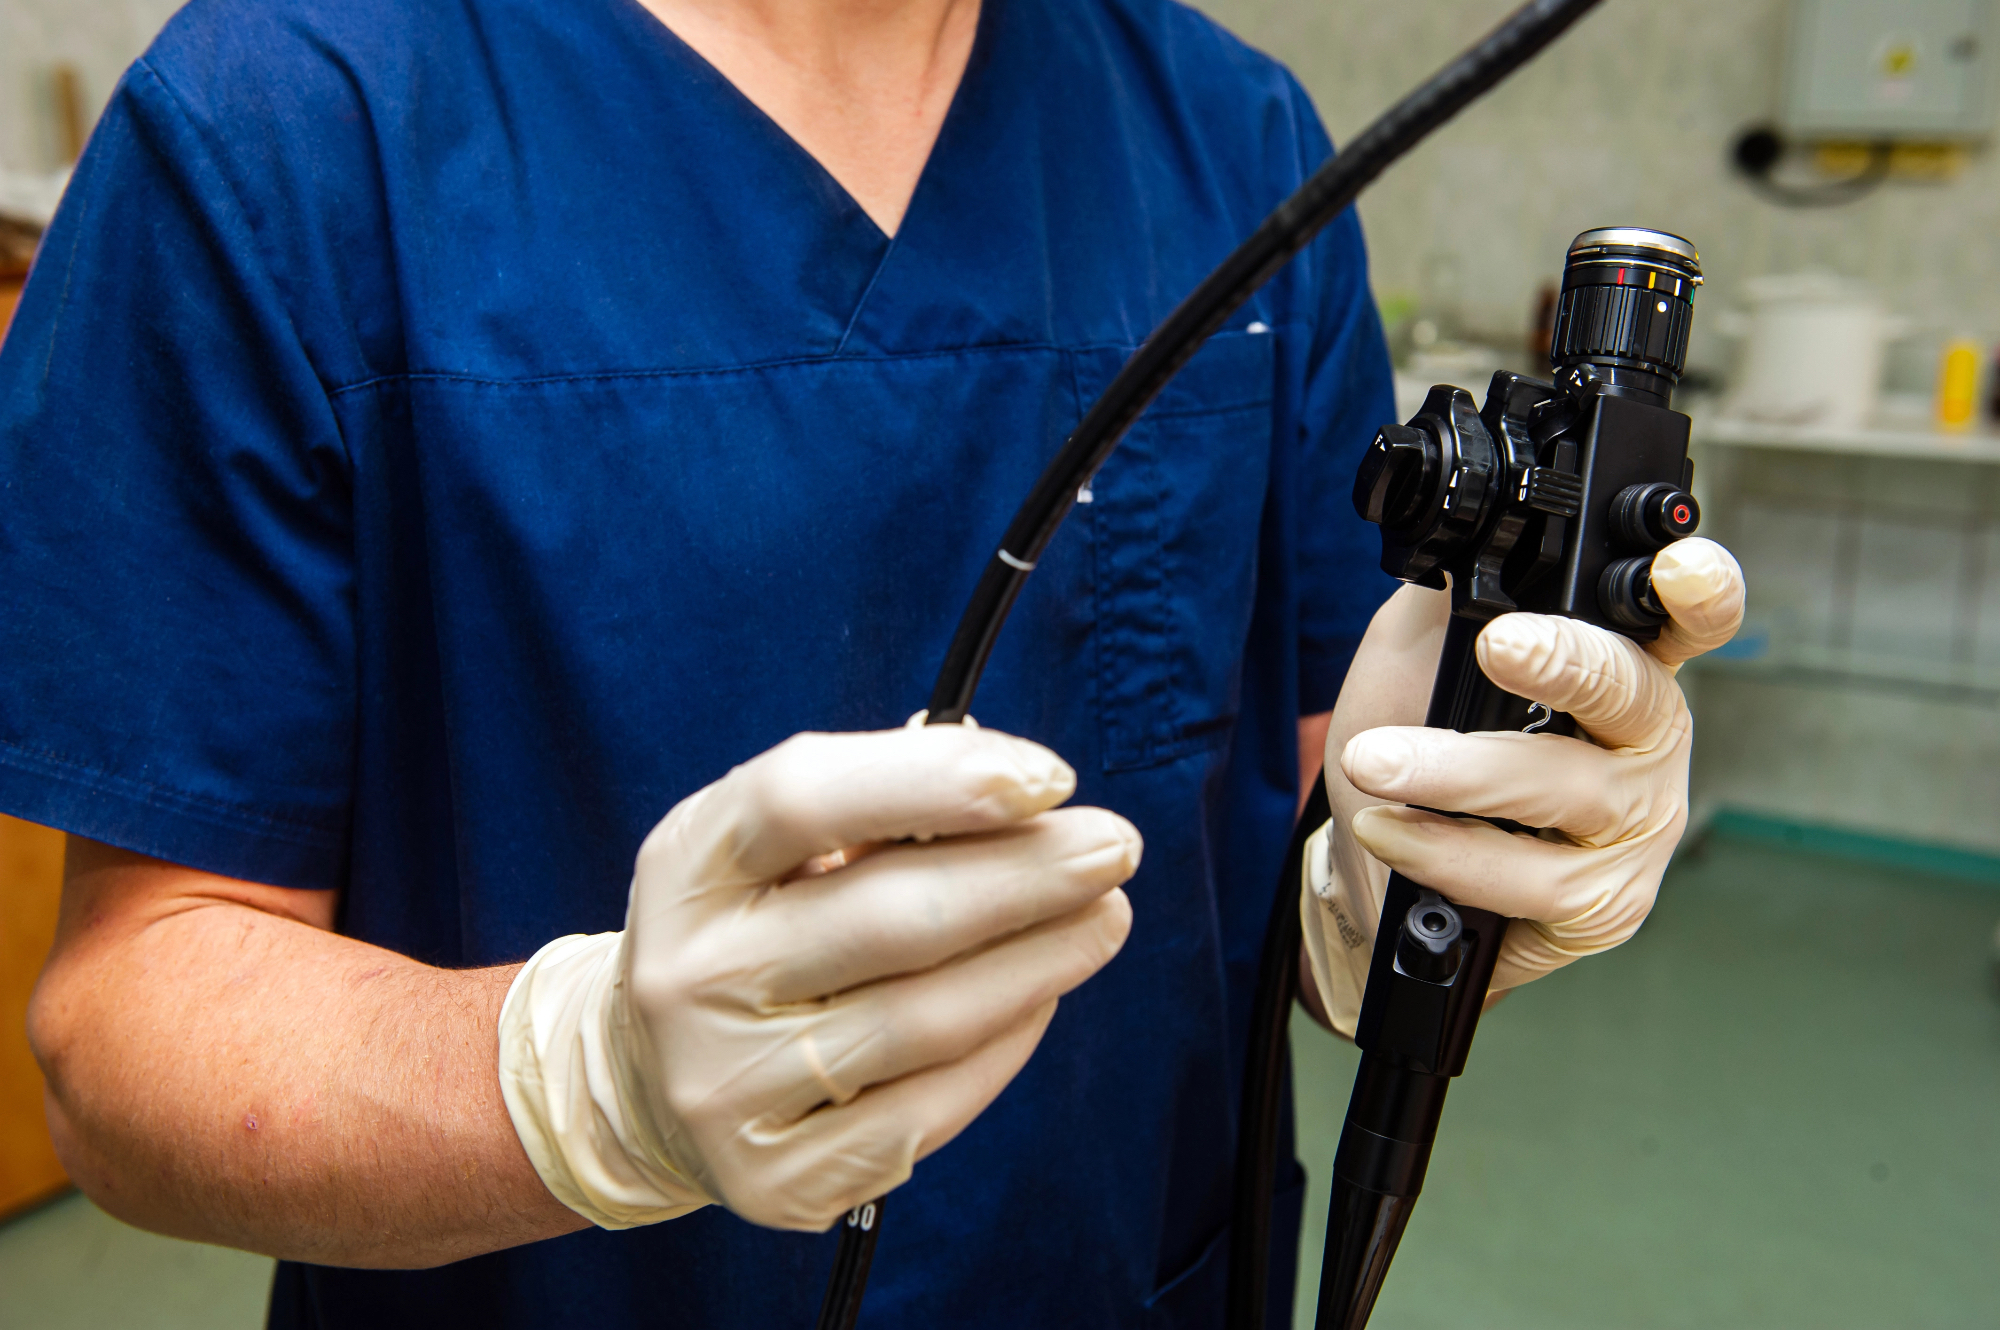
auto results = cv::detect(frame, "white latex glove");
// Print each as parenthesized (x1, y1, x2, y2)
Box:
(498, 722, 1140, 1232)
(1303, 537, 1744, 1036)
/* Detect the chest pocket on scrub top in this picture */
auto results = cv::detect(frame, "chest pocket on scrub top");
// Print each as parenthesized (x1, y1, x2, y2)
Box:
(1078, 328, 1276, 772)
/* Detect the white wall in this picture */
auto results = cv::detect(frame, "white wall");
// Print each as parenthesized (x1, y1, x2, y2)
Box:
(1193, 0, 2000, 367)
(1, 0, 184, 173)
(10, 0, 1997, 351)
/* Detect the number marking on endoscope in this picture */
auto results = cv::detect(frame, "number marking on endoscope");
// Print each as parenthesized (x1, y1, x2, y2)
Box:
(846, 1204, 877, 1231)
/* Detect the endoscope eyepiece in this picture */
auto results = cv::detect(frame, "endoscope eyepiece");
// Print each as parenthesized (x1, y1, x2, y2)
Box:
(1550, 226, 1703, 396)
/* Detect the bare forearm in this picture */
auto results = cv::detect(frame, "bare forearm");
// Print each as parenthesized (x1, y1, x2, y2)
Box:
(29, 848, 584, 1267)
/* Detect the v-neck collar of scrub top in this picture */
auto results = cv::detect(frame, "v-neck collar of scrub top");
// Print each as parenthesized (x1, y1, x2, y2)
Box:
(612, 0, 999, 355)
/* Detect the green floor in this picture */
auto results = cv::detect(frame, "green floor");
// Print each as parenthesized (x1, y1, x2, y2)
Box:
(2, 835, 1995, 1328)
(0, 1190, 270, 1329)
(1289, 834, 2000, 1330)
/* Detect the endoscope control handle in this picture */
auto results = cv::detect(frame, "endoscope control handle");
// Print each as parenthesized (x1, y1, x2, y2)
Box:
(1314, 613, 1545, 1330)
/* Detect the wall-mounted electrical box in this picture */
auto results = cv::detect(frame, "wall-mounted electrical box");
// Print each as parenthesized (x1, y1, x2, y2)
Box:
(1782, 0, 1995, 139)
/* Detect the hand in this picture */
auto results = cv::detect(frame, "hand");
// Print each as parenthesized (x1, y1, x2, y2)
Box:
(1302, 538, 1745, 1036)
(498, 722, 1140, 1231)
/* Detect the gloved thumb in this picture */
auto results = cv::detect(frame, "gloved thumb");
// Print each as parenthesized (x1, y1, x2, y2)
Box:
(1647, 538, 1745, 668)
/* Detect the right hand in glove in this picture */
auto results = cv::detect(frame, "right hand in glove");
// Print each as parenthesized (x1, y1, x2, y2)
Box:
(1301, 537, 1744, 1036)
(498, 723, 1140, 1232)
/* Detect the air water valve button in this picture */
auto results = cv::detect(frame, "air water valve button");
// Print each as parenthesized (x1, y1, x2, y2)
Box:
(1610, 481, 1700, 550)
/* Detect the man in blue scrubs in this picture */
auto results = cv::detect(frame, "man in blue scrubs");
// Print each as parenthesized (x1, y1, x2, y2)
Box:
(0, 0, 1742, 1325)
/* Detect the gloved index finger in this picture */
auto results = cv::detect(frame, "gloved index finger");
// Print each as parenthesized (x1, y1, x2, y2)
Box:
(1475, 613, 1684, 752)
(699, 725, 1077, 885)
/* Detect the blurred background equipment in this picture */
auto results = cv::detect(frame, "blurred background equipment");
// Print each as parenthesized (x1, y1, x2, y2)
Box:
(1730, 0, 1994, 203)
(1782, 0, 1993, 141)
(1720, 271, 1908, 428)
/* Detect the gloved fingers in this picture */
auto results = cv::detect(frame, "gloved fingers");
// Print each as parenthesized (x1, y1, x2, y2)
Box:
(1324, 585, 1451, 745)
(746, 808, 1141, 1004)
(760, 890, 1131, 1120)
(726, 1000, 1058, 1231)
(1489, 919, 1613, 992)
(1475, 613, 1685, 752)
(1341, 726, 1654, 846)
(1645, 538, 1746, 668)
(1348, 805, 1664, 937)
(645, 725, 1078, 888)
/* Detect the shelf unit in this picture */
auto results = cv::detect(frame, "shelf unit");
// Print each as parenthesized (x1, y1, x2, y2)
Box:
(1692, 413, 2000, 464)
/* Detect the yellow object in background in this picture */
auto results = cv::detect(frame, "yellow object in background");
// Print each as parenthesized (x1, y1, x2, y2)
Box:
(1937, 339, 1980, 431)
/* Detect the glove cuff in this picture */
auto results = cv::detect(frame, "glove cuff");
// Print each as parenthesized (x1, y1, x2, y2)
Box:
(497, 931, 710, 1229)
(1298, 820, 1373, 1039)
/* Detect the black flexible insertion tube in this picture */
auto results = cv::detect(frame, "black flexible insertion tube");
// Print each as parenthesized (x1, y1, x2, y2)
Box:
(1223, 779, 1325, 1330)
(818, 2, 1611, 1326)
(923, 0, 1610, 728)
(815, 1199, 883, 1330)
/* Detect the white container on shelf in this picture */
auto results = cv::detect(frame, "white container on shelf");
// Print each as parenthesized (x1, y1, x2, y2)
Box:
(1719, 273, 1908, 432)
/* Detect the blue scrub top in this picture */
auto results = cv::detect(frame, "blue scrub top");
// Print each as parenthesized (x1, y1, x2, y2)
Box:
(0, 0, 1396, 1324)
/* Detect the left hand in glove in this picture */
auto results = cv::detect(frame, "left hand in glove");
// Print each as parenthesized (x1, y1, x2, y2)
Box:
(1302, 537, 1745, 1036)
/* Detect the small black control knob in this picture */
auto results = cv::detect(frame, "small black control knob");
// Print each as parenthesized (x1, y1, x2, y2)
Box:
(1395, 891, 1466, 986)
(1609, 482, 1700, 550)
(1353, 422, 1439, 532)
(1598, 555, 1668, 630)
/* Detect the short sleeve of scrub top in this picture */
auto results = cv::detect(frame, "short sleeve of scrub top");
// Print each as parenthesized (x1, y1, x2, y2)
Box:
(0, 0, 1398, 1325)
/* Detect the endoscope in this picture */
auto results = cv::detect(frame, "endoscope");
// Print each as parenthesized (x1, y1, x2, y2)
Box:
(1308, 224, 1703, 1330)
(807, 2, 1686, 1327)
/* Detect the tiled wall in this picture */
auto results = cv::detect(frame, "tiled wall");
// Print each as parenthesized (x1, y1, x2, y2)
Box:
(1705, 447, 2000, 675)
(1690, 444, 2000, 853)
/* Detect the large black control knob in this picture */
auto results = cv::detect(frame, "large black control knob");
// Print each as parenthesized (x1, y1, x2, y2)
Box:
(1610, 481, 1700, 550)
(1353, 422, 1439, 532)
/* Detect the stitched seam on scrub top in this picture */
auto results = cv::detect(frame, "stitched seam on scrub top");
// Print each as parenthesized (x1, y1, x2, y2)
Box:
(325, 342, 1074, 397)
(0, 735, 347, 846)
(322, 324, 1302, 406)
(133, 60, 358, 474)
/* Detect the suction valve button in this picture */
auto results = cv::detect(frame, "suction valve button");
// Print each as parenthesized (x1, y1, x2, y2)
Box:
(1610, 482, 1700, 550)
